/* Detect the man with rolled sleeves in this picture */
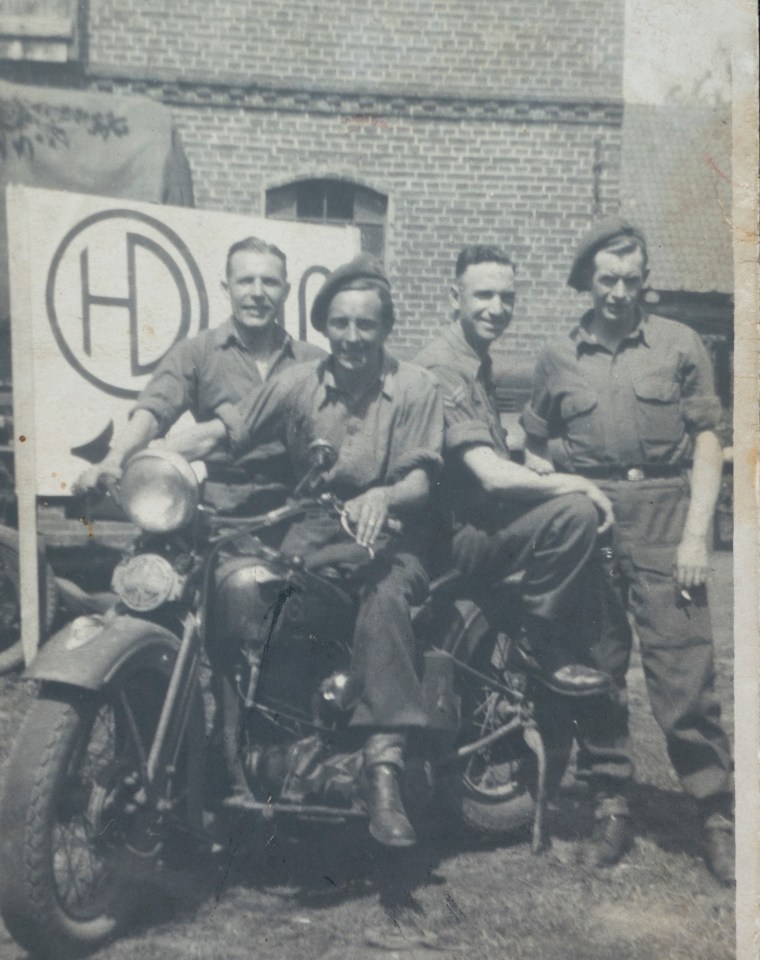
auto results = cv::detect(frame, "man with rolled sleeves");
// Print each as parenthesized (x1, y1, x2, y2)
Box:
(74, 235, 324, 512)
(415, 244, 614, 696)
(165, 254, 445, 848)
(522, 219, 734, 884)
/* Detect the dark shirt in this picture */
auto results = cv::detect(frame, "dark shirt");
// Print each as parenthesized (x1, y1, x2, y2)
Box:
(415, 321, 509, 520)
(134, 319, 324, 510)
(521, 310, 721, 470)
(229, 353, 443, 504)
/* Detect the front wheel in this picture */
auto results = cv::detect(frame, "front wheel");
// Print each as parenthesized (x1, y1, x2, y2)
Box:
(0, 658, 202, 958)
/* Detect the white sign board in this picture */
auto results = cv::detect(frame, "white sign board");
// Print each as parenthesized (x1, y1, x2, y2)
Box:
(8, 185, 360, 660)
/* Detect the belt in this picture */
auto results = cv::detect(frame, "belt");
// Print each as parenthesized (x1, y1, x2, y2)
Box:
(575, 464, 686, 481)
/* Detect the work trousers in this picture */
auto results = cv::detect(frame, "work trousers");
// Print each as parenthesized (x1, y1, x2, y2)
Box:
(577, 476, 733, 811)
(271, 511, 430, 730)
(452, 492, 599, 635)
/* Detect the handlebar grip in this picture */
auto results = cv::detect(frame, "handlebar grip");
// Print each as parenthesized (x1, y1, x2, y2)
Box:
(99, 475, 121, 502)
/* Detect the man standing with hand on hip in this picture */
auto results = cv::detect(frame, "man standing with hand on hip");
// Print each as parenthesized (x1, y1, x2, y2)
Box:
(522, 219, 734, 883)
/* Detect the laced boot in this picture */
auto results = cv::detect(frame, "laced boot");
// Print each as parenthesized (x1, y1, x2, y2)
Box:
(361, 733, 416, 848)
(587, 793, 633, 867)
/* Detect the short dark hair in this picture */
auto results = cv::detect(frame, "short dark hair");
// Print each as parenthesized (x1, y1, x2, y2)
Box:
(226, 236, 288, 278)
(333, 278, 396, 331)
(583, 234, 648, 289)
(455, 244, 516, 279)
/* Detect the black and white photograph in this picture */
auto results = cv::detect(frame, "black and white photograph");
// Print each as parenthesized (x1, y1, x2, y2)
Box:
(0, 1, 757, 958)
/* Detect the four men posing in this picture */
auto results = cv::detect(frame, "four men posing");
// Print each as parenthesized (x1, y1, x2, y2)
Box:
(78, 221, 734, 885)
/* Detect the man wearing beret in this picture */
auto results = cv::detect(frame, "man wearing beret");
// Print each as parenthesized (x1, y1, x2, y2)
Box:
(521, 219, 734, 883)
(74, 236, 324, 512)
(416, 244, 615, 698)
(165, 254, 444, 848)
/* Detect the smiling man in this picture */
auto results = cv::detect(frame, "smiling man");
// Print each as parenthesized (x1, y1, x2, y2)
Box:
(415, 244, 614, 696)
(521, 219, 734, 882)
(164, 254, 444, 847)
(74, 236, 323, 512)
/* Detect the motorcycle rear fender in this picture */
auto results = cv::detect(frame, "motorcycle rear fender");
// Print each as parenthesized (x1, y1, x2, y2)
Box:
(26, 613, 181, 691)
(439, 598, 491, 660)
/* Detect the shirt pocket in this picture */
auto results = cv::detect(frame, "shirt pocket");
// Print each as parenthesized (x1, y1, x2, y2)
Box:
(630, 370, 684, 458)
(558, 389, 603, 458)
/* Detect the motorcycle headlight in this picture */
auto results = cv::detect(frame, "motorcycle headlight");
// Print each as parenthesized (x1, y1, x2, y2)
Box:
(119, 450, 199, 532)
(112, 553, 182, 611)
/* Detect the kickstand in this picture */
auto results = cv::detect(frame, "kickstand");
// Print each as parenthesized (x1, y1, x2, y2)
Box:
(522, 723, 548, 854)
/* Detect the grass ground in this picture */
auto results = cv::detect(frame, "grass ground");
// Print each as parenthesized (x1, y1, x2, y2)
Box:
(0, 553, 735, 960)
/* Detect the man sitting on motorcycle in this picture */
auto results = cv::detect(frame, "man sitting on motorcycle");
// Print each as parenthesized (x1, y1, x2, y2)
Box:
(73, 235, 324, 513)
(415, 244, 613, 695)
(165, 254, 444, 848)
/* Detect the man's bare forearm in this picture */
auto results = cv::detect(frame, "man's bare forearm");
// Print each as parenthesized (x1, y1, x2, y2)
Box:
(162, 419, 228, 461)
(684, 430, 723, 539)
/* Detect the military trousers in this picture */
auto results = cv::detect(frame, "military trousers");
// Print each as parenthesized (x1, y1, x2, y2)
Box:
(577, 475, 733, 811)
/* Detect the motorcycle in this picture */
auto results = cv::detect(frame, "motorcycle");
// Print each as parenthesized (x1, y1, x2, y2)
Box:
(0, 442, 577, 958)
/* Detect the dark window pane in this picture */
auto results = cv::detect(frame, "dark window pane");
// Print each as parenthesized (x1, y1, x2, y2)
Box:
(325, 181, 355, 220)
(354, 186, 387, 222)
(296, 182, 325, 219)
(265, 184, 297, 218)
(359, 223, 385, 260)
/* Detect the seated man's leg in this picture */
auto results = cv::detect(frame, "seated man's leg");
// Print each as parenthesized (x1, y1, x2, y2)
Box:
(351, 551, 429, 847)
(454, 493, 610, 694)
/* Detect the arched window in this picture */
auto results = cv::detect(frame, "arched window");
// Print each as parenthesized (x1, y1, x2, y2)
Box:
(266, 179, 387, 260)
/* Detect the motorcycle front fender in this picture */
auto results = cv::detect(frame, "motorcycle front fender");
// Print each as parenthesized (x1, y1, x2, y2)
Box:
(26, 612, 181, 691)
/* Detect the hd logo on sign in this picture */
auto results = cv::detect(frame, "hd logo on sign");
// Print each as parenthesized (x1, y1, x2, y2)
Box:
(9, 186, 359, 496)
(46, 209, 209, 399)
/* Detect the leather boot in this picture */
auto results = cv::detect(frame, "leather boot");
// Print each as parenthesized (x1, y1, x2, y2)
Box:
(362, 763, 417, 847)
(586, 793, 633, 867)
(362, 733, 416, 847)
(517, 622, 611, 697)
(703, 812, 735, 886)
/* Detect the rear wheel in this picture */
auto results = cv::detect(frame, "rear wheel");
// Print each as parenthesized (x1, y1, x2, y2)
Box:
(0, 525, 58, 675)
(0, 653, 201, 958)
(442, 663, 573, 840)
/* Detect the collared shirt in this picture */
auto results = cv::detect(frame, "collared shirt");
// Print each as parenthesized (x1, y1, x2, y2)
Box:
(134, 319, 324, 510)
(415, 321, 510, 523)
(414, 321, 509, 458)
(134, 319, 324, 433)
(229, 353, 443, 503)
(521, 310, 722, 470)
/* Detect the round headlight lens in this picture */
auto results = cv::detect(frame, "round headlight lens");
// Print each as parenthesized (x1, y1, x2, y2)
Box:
(119, 451, 199, 532)
(112, 554, 178, 611)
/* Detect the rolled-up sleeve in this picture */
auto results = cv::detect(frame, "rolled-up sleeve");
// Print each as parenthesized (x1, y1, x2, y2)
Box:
(133, 340, 196, 435)
(386, 371, 444, 483)
(428, 365, 495, 453)
(680, 330, 722, 433)
(520, 353, 552, 440)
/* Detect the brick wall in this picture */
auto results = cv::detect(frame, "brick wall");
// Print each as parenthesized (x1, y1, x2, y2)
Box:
(88, 0, 624, 102)
(167, 105, 621, 364)
(82, 0, 624, 367)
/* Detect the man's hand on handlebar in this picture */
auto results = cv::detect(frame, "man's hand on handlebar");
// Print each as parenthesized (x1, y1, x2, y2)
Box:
(72, 457, 122, 498)
(343, 487, 391, 548)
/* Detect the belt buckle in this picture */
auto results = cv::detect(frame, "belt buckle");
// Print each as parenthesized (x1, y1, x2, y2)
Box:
(626, 467, 645, 482)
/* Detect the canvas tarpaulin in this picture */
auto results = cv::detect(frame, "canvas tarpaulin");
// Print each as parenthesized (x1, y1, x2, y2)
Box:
(0, 79, 194, 328)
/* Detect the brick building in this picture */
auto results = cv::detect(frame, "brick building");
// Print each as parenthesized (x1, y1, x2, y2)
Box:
(1, 0, 625, 362)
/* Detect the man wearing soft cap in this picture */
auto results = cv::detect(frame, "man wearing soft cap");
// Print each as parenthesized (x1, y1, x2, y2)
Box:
(521, 218, 734, 883)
